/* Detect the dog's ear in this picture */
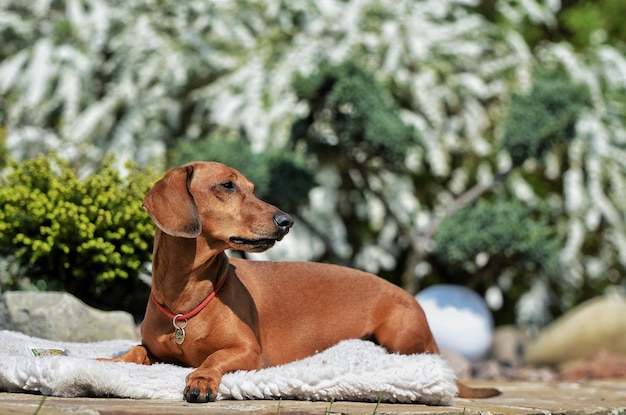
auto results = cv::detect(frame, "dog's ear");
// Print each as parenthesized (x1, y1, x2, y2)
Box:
(142, 165, 202, 238)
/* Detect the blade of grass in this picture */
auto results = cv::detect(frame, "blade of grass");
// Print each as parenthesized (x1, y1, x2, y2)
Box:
(324, 397, 335, 414)
(33, 395, 47, 415)
(372, 393, 383, 415)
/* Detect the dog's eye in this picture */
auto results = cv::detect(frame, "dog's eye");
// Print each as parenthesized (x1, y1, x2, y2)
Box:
(220, 181, 236, 191)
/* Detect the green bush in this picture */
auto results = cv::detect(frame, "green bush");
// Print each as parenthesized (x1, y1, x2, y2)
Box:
(0, 154, 159, 312)
(435, 200, 558, 273)
(502, 68, 590, 167)
(476, 0, 626, 49)
(433, 200, 559, 324)
(560, 0, 626, 48)
(290, 60, 416, 168)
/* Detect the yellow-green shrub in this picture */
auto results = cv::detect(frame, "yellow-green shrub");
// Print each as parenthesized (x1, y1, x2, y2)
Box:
(0, 154, 158, 312)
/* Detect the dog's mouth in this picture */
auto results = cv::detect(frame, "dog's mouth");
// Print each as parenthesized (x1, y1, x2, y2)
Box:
(229, 237, 281, 252)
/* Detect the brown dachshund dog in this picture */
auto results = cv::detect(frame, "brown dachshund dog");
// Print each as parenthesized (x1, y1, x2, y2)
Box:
(110, 161, 499, 402)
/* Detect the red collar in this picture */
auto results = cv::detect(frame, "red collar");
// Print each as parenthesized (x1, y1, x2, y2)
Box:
(150, 274, 228, 321)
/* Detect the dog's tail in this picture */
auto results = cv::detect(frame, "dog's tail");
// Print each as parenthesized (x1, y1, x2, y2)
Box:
(456, 381, 501, 399)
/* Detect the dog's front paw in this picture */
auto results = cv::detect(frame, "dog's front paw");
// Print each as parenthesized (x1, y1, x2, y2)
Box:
(183, 372, 219, 403)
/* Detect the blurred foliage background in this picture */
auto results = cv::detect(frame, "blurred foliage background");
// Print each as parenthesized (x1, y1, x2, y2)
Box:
(0, 0, 625, 325)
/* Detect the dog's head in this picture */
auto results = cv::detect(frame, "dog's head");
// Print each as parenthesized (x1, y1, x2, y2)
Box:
(143, 161, 293, 252)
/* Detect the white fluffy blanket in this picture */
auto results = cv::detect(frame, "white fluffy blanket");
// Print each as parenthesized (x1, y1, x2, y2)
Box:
(0, 330, 457, 405)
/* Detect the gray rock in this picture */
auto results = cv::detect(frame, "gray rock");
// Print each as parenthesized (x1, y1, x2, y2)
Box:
(0, 291, 138, 342)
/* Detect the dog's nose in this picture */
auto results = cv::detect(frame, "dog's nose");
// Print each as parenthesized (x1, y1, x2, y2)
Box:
(274, 212, 294, 233)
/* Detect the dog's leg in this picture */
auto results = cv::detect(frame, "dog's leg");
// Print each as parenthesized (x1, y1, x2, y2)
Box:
(102, 345, 156, 365)
(372, 306, 501, 398)
(369, 296, 440, 355)
(183, 344, 261, 403)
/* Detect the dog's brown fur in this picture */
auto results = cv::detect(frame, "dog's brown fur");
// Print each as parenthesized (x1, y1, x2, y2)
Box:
(109, 161, 499, 402)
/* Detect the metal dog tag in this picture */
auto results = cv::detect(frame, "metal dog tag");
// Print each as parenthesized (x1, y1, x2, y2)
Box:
(173, 314, 188, 345)
(174, 327, 185, 344)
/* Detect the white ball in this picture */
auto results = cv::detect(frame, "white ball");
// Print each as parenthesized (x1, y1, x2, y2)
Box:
(416, 285, 493, 362)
